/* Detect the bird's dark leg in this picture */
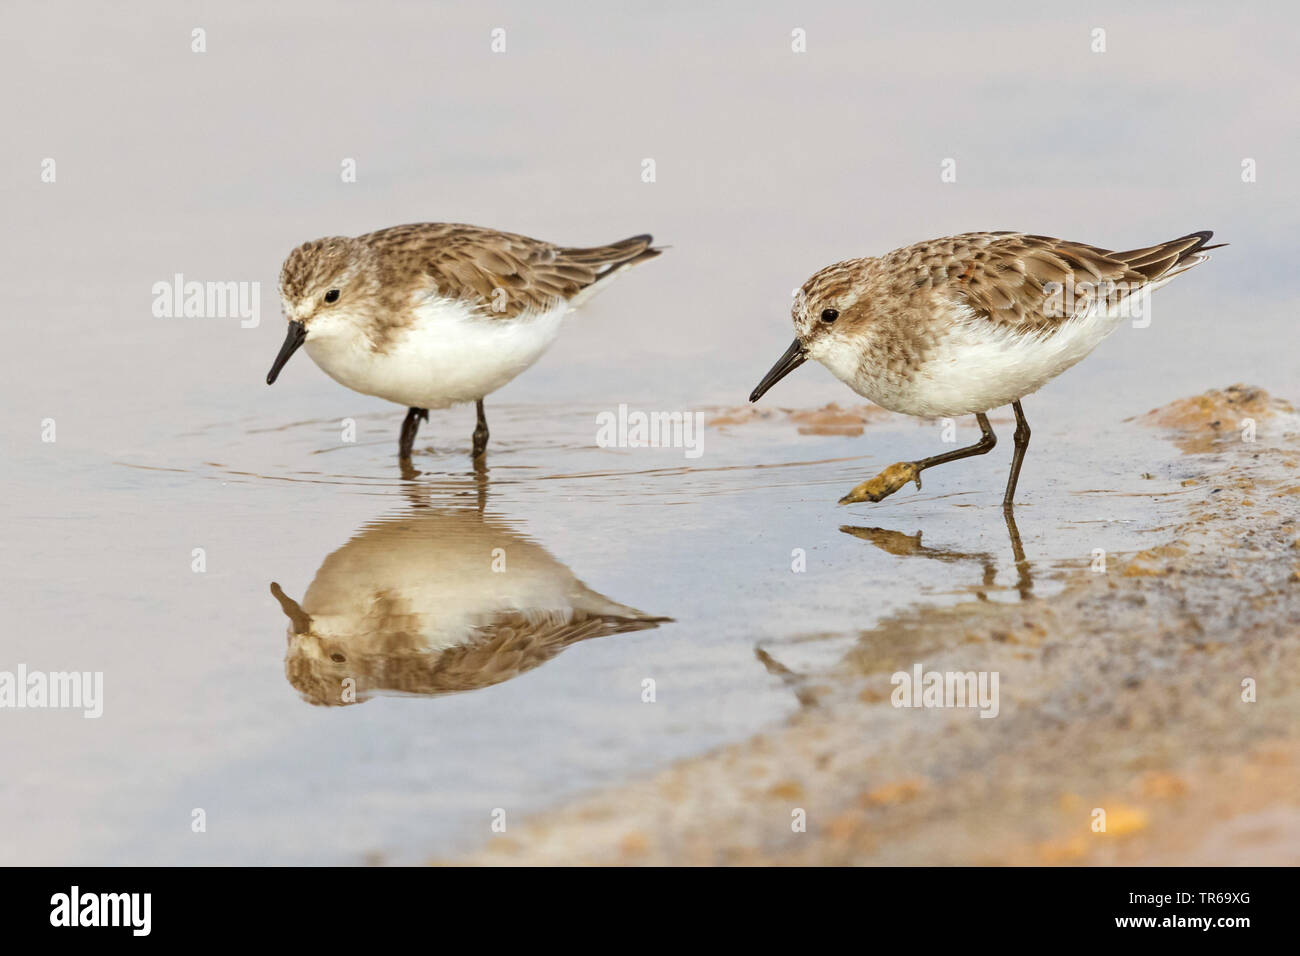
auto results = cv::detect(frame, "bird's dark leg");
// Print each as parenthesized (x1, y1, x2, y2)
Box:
(472, 455, 488, 511)
(1002, 506, 1032, 599)
(399, 406, 429, 461)
(839, 413, 998, 504)
(472, 399, 489, 460)
(1003, 400, 1031, 509)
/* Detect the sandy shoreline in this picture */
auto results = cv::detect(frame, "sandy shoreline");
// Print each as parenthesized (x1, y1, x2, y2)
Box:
(450, 386, 1300, 865)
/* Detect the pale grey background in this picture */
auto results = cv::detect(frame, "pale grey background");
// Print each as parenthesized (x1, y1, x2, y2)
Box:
(1, 1, 1295, 864)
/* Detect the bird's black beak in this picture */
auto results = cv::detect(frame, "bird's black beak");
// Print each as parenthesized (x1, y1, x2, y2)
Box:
(266, 321, 306, 385)
(749, 339, 807, 403)
(270, 582, 313, 637)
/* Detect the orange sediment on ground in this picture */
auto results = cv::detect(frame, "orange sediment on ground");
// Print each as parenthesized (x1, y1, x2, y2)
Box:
(706, 401, 890, 436)
(1133, 383, 1297, 453)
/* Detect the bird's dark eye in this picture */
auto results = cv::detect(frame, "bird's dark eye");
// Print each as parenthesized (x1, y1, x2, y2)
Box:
(821, 308, 839, 323)
(329, 653, 346, 663)
(324, 289, 340, 304)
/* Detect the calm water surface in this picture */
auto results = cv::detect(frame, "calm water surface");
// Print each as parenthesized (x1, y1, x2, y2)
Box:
(2, 1, 1296, 864)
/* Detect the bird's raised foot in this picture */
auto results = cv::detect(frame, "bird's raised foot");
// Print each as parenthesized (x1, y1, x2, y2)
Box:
(838, 461, 922, 505)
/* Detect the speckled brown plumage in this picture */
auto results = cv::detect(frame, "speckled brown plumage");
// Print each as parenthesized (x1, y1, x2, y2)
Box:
(269, 221, 663, 456)
(805, 231, 1219, 330)
(285, 606, 662, 706)
(279, 222, 660, 332)
(754, 229, 1222, 506)
(794, 230, 1222, 389)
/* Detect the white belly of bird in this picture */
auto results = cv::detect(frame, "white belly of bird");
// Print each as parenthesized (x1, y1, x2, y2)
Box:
(862, 303, 1128, 418)
(305, 297, 568, 409)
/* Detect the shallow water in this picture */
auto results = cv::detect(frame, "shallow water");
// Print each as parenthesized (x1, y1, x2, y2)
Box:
(2, 1, 1298, 864)
(2, 395, 1207, 864)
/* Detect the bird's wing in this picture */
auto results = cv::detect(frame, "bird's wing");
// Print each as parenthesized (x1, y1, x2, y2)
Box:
(924, 231, 1218, 333)
(423, 608, 664, 693)
(365, 223, 658, 319)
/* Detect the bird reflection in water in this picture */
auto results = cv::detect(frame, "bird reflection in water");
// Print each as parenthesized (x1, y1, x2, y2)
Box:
(756, 511, 1032, 707)
(840, 508, 1033, 600)
(270, 476, 670, 706)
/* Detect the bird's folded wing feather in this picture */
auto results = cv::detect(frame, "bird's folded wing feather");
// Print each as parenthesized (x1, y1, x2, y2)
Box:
(423, 608, 662, 693)
(932, 232, 1212, 333)
(370, 223, 654, 319)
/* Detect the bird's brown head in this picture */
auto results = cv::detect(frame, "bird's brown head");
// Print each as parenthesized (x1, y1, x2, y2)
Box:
(267, 237, 372, 385)
(749, 258, 875, 402)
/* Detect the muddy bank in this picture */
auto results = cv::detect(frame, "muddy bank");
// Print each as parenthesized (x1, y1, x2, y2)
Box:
(454, 386, 1300, 865)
